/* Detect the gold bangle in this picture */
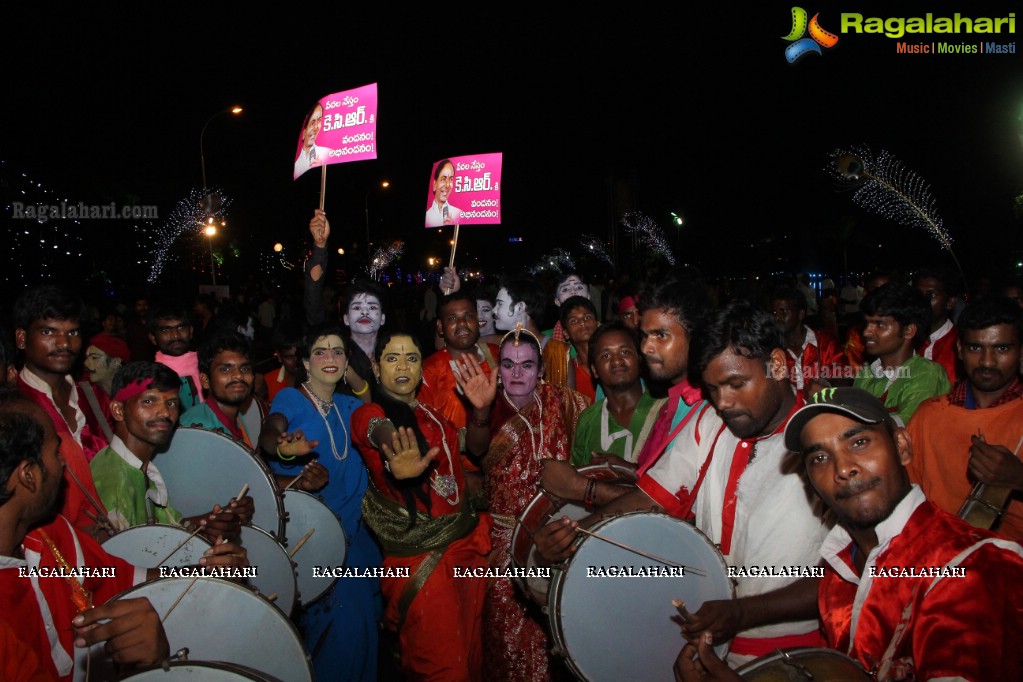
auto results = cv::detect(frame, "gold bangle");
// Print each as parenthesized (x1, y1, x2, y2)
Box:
(352, 381, 369, 396)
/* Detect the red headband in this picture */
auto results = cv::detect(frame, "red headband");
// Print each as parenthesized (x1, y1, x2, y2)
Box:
(113, 379, 154, 403)
(617, 296, 637, 314)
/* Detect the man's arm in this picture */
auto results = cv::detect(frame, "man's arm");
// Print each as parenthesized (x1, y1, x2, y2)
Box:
(304, 210, 330, 325)
(678, 576, 821, 644)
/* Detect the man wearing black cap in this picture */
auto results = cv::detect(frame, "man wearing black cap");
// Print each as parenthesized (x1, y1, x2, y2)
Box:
(676, 387, 1023, 681)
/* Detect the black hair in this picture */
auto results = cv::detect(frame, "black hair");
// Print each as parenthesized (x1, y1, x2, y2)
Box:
(769, 286, 807, 313)
(111, 361, 182, 398)
(694, 300, 784, 375)
(272, 329, 304, 352)
(957, 296, 1023, 341)
(0, 327, 13, 371)
(13, 285, 84, 330)
(199, 332, 252, 375)
(638, 277, 711, 336)
(433, 159, 454, 181)
(559, 296, 598, 331)
(435, 291, 476, 321)
(0, 386, 44, 507)
(344, 280, 389, 317)
(299, 323, 348, 361)
(912, 266, 960, 298)
(498, 275, 546, 326)
(860, 283, 931, 345)
(588, 321, 638, 362)
(372, 331, 431, 527)
(147, 301, 192, 334)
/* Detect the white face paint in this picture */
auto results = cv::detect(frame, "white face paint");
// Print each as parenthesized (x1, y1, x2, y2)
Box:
(477, 299, 495, 336)
(343, 293, 385, 336)
(554, 275, 589, 306)
(493, 287, 527, 332)
(84, 345, 118, 389)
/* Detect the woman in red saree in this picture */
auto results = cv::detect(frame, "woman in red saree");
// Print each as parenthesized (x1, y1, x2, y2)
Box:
(481, 326, 589, 681)
(351, 332, 497, 682)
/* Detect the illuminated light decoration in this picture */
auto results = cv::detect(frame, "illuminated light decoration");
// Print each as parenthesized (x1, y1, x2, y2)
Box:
(620, 212, 676, 266)
(148, 188, 231, 283)
(527, 249, 575, 276)
(369, 241, 404, 280)
(829, 146, 966, 287)
(579, 234, 613, 267)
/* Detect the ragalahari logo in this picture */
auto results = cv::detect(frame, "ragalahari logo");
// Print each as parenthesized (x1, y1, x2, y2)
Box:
(783, 7, 839, 63)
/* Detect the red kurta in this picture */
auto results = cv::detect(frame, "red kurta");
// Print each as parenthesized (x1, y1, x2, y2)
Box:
(18, 377, 109, 536)
(0, 516, 142, 681)
(352, 402, 491, 682)
(819, 488, 1023, 680)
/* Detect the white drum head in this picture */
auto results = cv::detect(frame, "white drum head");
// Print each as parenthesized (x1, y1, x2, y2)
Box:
(550, 512, 734, 681)
(102, 524, 212, 569)
(282, 490, 347, 605)
(80, 577, 312, 681)
(238, 525, 297, 616)
(157, 427, 284, 537)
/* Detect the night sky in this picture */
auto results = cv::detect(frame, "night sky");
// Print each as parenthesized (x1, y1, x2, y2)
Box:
(3, 3, 1021, 294)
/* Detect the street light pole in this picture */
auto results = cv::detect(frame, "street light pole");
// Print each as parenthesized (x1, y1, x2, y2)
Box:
(204, 221, 217, 286)
(364, 180, 390, 268)
(200, 106, 243, 190)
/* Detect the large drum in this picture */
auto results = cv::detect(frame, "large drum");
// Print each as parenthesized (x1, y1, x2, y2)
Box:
(736, 647, 871, 681)
(512, 462, 637, 602)
(238, 524, 298, 616)
(156, 427, 285, 538)
(79, 577, 312, 681)
(548, 511, 734, 682)
(122, 661, 281, 680)
(238, 395, 266, 445)
(102, 524, 212, 569)
(282, 490, 347, 605)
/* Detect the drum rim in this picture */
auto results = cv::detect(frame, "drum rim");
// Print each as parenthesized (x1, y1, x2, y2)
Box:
(118, 658, 282, 680)
(282, 488, 348, 606)
(734, 646, 868, 675)
(158, 426, 286, 538)
(108, 576, 313, 679)
(549, 511, 735, 678)
(238, 524, 299, 616)
(101, 523, 213, 566)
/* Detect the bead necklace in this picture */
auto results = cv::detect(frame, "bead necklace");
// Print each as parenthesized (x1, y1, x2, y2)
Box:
(302, 383, 348, 461)
(504, 390, 544, 460)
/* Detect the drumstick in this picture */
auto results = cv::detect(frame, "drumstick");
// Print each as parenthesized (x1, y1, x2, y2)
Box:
(282, 472, 304, 492)
(288, 528, 315, 558)
(162, 574, 201, 621)
(575, 527, 707, 576)
(156, 484, 249, 567)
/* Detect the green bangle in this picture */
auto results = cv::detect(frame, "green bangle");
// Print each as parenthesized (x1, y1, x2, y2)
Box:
(276, 444, 296, 462)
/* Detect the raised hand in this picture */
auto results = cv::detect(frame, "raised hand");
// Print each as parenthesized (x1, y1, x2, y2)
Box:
(454, 354, 499, 411)
(380, 426, 439, 479)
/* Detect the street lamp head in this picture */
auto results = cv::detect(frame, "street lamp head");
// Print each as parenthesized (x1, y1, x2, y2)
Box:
(273, 243, 283, 253)
(205, 225, 217, 236)
(381, 180, 390, 188)
(231, 106, 243, 115)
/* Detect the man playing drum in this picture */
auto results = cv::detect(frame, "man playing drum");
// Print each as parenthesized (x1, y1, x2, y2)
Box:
(90, 361, 253, 538)
(538, 302, 830, 665)
(0, 387, 248, 681)
(676, 388, 1023, 680)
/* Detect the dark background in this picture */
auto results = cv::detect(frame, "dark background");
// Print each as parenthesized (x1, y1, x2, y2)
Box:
(3, 2, 1021, 295)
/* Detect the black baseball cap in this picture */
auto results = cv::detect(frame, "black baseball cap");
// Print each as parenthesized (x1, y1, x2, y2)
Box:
(784, 387, 897, 452)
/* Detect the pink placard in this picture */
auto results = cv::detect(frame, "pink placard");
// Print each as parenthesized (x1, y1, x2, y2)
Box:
(293, 83, 378, 180)
(424, 153, 502, 227)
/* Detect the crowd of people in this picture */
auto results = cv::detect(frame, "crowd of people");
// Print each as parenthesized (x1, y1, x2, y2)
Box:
(1, 208, 1022, 681)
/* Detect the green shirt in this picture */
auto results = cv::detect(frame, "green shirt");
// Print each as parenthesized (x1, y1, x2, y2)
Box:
(91, 439, 182, 531)
(854, 354, 951, 426)
(571, 392, 660, 466)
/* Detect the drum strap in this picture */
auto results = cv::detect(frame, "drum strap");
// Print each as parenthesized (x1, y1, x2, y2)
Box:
(77, 381, 114, 442)
(678, 424, 728, 520)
